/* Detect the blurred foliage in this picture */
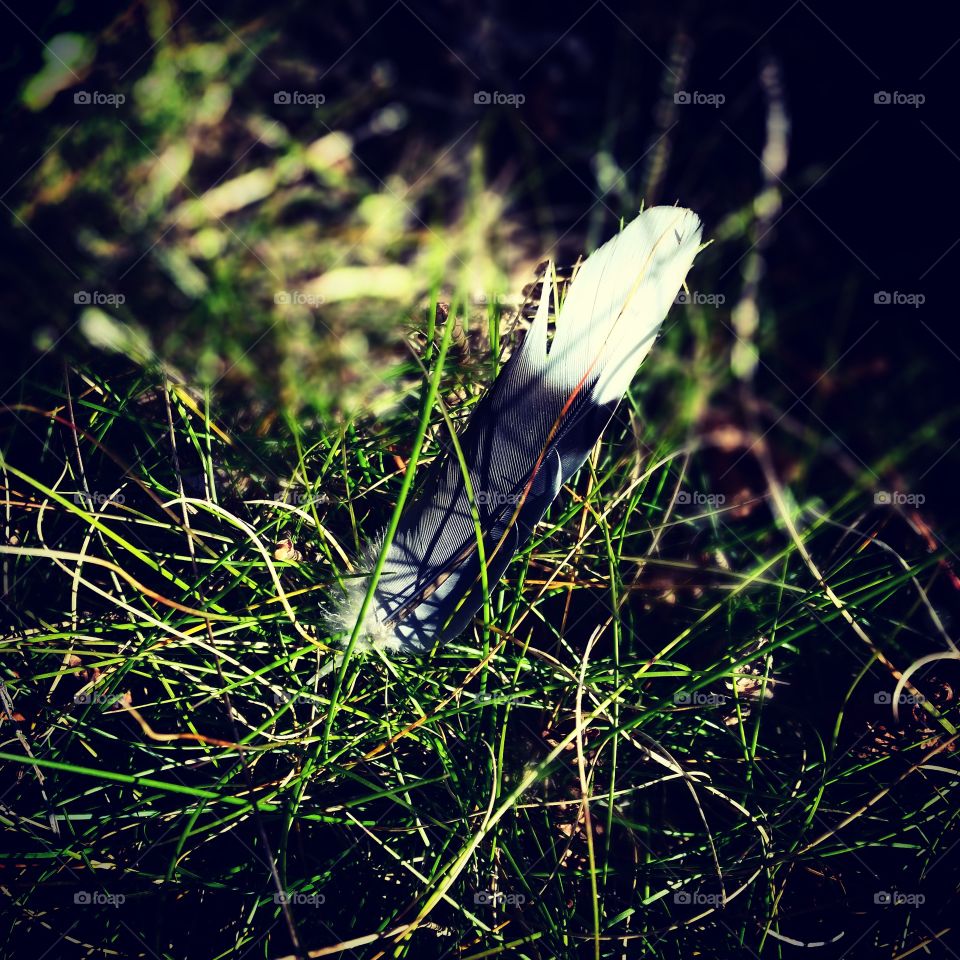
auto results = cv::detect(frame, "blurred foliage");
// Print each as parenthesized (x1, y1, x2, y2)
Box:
(9, 11, 534, 418)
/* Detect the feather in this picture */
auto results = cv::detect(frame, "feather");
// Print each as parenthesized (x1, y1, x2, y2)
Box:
(336, 205, 704, 653)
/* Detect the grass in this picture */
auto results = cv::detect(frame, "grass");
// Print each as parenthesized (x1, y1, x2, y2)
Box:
(2, 290, 958, 958)
(2, 6, 959, 959)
